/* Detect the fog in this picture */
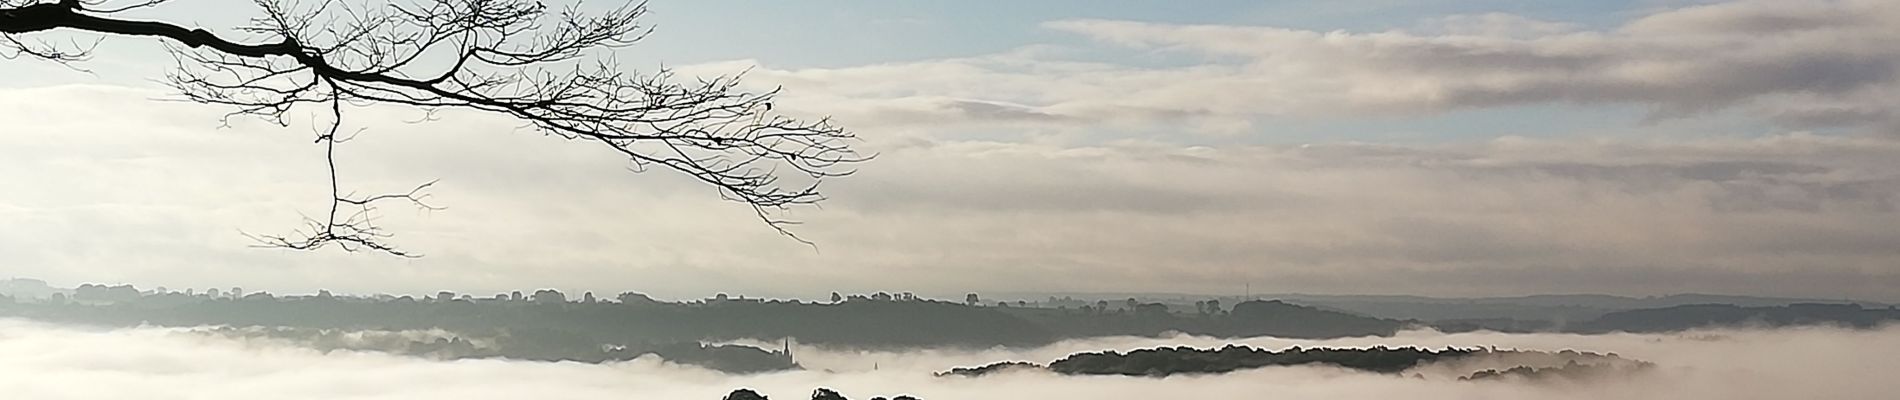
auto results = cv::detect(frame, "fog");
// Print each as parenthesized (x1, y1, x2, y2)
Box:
(1, 319, 1891, 399)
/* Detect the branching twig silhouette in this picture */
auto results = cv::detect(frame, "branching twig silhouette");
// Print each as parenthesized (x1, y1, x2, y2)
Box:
(0, 0, 867, 255)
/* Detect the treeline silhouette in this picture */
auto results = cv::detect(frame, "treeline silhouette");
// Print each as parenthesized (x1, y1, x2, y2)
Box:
(0, 288, 1403, 349)
(202, 326, 797, 373)
(7, 282, 1882, 353)
(1461, 359, 1655, 382)
(1013, 299, 1404, 339)
(938, 345, 1636, 378)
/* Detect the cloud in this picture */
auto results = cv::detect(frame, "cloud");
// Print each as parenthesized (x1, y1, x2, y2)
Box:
(704, 0, 1900, 134)
(2, 84, 1900, 301)
(2, 3, 1897, 303)
(1, 319, 1897, 399)
(1417, 13, 1582, 38)
(810, 133, 1900, 300)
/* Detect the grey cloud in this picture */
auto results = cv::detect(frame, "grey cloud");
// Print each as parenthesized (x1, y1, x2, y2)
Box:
(790, 135, 1900, 300)
(829, 143, 1290, 215)
(1418, 13, 1583, 38)
(1522, 161, 1830, 182)
(726, 0, 1900, 133)
(1768, 104, 1895, 129)
(1619, 0, 1879, 35)
(1467, 161, 1900, 213)
(1431, 52, 1898, 117)
(941, 100, 1069, 122)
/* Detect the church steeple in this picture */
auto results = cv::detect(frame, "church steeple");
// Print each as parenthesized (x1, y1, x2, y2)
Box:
(782, 337, 795, 366)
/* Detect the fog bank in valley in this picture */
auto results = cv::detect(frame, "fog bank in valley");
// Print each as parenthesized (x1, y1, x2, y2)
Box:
(1, 319, 1891, 399)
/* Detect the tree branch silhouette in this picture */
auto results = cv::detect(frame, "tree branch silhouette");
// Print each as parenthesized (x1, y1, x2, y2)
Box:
(1, 0, 866, 255)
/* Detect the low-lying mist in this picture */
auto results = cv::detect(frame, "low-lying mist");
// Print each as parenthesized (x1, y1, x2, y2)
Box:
(1, 318, 1891, 399)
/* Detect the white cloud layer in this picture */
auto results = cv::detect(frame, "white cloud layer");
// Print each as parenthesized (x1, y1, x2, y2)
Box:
(1, 319, 1896, 399)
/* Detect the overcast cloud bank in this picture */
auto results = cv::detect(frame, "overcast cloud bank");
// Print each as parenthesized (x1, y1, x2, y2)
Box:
(726, 0, 1900, 133)
(3, 0, 1898, 301)
(3, 84, 1899, 301)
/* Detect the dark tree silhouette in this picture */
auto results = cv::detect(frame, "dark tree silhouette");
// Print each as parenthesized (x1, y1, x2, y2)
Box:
(940, 345, 1637, 378)
(722, 388, 768, 400)
(0, 0, 865, 256)
(810, 388, 846, 400)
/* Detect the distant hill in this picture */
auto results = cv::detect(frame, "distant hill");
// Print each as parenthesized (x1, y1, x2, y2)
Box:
(1001, 299, 1402, 340)
(0, 278, 69, 300)
(0, 292, 1401, 350)
(995, 291, 1890, 323)
(1572, 303, 1900, 333)
(201, 326, 798, 374)
(8, 280, 1890, 348)
(0, 295, 1058, 348)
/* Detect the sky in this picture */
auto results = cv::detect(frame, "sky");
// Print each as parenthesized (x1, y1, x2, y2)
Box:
(2, 0, 1899, 301)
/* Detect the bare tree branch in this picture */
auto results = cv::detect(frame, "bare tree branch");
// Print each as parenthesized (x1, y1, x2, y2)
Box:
(0, 0, 867, 255)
